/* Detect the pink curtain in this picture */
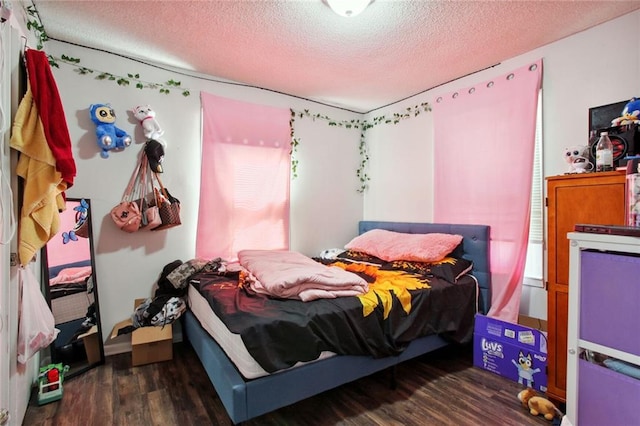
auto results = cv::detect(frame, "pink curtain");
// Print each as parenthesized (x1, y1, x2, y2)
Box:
(433, 60, 542, 323)
(197, 93, 291, 261)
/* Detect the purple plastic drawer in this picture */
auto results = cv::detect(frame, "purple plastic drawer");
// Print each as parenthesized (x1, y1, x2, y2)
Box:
(578, 359, 640, 425)
(580, 251, 640, 357)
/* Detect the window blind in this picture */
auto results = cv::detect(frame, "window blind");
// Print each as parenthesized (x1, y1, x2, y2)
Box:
(529, 90, 544, 242)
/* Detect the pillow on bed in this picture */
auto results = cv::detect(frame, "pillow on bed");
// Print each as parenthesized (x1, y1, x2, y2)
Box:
(380, 257, 473, 283)
(335, 249, 385, 265)
(344, 229, 463, 263)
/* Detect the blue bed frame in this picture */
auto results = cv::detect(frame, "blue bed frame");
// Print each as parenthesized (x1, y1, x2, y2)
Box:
(183, 221, 491, 424)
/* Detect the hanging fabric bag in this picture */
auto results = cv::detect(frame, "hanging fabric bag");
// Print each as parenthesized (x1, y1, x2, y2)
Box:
(151, 171, 181, 231)
(17, 266, 59, 364)
(110, 154, 143, 232)
(137, 154, 162, 231)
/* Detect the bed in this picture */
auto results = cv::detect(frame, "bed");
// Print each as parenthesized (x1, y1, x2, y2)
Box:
(48, 259, 94, 324)
(183, 221, 491, 424)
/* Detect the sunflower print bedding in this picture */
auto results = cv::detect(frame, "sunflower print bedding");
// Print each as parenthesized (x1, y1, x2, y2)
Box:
(189, 252, 477, 373)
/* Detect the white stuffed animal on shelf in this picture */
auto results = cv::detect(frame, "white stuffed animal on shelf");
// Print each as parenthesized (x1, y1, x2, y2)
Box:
(132, 104, 165, 141)
(563, 145, 592, 174)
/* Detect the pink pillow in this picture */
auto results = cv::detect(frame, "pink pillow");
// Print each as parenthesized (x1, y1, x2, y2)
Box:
(345, 229, 463, 263)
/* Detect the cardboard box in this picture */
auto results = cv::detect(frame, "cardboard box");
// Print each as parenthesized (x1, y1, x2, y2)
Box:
(78, 325, 101, 365)
(110, 299, 173, 367)
(131, 322, 173, 366)
(473, 314, 548, 392)
(517, 315, 547, 332)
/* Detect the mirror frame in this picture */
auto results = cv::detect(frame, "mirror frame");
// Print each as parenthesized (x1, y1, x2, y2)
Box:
(41, 198, 105, 379)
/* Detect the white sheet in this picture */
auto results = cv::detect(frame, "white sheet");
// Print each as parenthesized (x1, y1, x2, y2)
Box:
(187, 284, 336, 379)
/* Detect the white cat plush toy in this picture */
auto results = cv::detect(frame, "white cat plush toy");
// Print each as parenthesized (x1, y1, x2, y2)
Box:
(563, 145, 592, 173)
(132, 105, 164, 141)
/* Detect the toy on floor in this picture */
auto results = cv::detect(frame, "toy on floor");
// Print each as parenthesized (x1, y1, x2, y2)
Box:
(37, 363, 69, 405)
(132, 104, 164, 141)
(517, 388, 563, 421)
(89, 103, 132, 158)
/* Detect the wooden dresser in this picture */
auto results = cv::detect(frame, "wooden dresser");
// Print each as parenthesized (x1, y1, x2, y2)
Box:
(545, 171, 626, 403)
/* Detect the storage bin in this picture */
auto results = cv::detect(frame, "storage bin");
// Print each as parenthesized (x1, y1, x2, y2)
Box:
(578, 359, 640, 426)
(580, 251, 640, 356)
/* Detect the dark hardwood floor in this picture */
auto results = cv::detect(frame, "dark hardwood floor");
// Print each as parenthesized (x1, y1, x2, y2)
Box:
(24, 342, 555, 425)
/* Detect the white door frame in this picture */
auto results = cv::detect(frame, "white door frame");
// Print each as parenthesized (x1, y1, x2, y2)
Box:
(1, 6, 36, 422)
(0, 17, 14, 419)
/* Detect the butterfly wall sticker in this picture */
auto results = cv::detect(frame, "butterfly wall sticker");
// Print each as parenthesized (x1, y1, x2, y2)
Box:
(71, 198, 90, 238)
(74, 198, 89, 223)
(62, 230, 78, 244)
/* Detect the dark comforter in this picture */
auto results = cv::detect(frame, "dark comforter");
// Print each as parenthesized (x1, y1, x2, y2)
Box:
(189, 257, 477, 373)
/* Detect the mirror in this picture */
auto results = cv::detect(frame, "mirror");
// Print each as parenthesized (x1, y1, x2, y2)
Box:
(41, 198, 104, 379)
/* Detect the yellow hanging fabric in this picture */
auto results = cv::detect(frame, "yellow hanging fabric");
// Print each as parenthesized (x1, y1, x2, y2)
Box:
(10, 86, 66, 266)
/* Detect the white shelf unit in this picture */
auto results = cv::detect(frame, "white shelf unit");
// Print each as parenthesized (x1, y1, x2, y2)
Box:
(566, 232, 640, 426)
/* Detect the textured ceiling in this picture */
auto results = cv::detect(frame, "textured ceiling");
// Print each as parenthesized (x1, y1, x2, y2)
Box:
(33, 0, 640, 113)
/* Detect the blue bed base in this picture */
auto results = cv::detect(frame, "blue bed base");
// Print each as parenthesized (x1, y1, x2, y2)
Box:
(183, 221, 491, 424)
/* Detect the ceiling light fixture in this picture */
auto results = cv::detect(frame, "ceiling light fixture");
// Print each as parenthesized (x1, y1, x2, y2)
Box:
(326, 0, 372, 17)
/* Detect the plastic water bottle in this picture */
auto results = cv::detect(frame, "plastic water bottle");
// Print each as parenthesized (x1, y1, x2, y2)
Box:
(595, 132, 614, 172)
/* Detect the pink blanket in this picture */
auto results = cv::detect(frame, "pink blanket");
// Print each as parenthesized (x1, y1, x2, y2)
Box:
(49, 265, 92, 285)
(238, 250, 368, 302)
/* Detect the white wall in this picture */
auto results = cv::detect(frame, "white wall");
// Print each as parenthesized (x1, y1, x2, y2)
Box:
(363, 10, 640, 319)
(45, 41, 363, 353)
(289, 117, 364, 252)
(364, 113, 435, 222)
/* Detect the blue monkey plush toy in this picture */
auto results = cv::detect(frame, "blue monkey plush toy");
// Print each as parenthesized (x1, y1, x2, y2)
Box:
(89, 104, 132, 158)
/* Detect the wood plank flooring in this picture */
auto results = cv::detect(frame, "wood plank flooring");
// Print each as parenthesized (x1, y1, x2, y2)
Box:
(24, 342, 556, 425)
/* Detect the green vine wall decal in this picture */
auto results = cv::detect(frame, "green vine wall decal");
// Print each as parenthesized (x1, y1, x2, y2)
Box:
(291, 102, 431, 193)
(55, 54, 191, 96)
(25, 5, 47, 50)
(289, 110, 300, 179)
(25, 5, 191, 97)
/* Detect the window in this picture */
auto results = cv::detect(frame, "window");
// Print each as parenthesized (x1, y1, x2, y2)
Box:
(196, 93, 291, 261)
(524, 90, 543, 284)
